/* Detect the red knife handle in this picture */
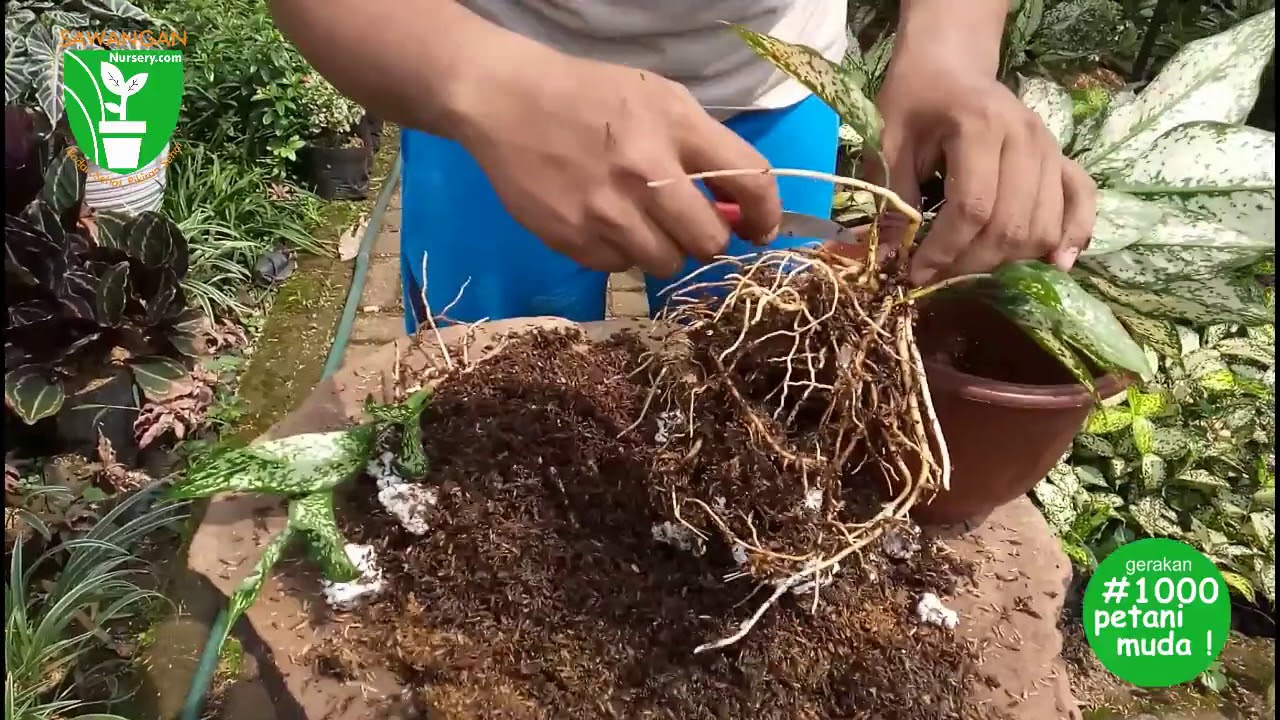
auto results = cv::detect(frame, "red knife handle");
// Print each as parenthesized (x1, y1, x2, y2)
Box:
(713, 201, 743, 228)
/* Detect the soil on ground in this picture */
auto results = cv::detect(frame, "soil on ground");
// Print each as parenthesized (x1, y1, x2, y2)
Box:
(319, 328, 991, 719)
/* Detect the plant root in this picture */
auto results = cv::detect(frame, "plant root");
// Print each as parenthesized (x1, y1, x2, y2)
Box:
(637, 169, 949, 653)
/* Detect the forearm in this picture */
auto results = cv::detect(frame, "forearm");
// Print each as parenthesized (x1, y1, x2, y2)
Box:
(268, 0, 551, 141)
(895, 0, 1010, 78)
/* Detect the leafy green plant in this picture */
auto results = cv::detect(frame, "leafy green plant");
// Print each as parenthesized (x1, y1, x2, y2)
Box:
(5, 173, 213, 435)
(737, 12, 1275, 391)
(295, 73, 364, 144)
(163, 389, 431, 658)
(1038, 316, 1275, 601)
(6, 485, 187, 720)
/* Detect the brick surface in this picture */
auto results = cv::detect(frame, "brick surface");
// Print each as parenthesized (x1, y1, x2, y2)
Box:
(359, 257, 402, 311)
(609, 289, 649, 319)
(372, 216, 402, 256)
(349, 313, 407, 345)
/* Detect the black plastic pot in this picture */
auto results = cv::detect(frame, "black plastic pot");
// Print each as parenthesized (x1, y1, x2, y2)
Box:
(301, 141, 371, 201)
(359, 113, 385, 153)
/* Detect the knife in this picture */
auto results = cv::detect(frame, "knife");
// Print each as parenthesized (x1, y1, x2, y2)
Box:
(713, 201, 866, 247)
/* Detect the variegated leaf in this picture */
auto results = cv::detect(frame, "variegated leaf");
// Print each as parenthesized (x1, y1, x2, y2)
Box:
(1139, 453, 1167, 490)
(1080, 208, 1272, 287)
(288, 491, 359, 582)
(734, 26, 883, 152)
(1086, 406, 1134, 434)
(1128, 495, 1182, 538)
(1079, 10, 1276, 174)
(1214, 337, 1275, 366)
(1112, 307, 1181, 358)
(1018, 75, 1074, 149)
(1080, 271, 1270, 325)
(1083, 190, 1163, 255)
(1107, 122, 1275, 243)
(1131, 416, 1156, 454)
(1075, 433, 1117, 458)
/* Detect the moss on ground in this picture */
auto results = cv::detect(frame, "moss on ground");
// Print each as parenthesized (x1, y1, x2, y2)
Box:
(232, 131, 400, 440)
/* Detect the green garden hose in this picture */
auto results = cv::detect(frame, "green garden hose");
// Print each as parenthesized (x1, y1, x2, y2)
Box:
(179, 152, 402, 720)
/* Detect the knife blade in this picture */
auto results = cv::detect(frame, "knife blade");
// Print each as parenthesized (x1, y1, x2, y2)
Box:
(712, 201, 865, 247)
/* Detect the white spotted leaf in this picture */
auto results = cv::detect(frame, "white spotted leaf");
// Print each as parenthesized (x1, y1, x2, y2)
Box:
(1079, 9, 1276, 174)
(1018, 75, 1074, 149)
(734, 25, 883, 153)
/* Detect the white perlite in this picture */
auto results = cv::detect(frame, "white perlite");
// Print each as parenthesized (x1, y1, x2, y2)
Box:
(802, 487, 823, 512)
(915, 592, 959, 630)
(322, 543, 385, 611)
(377, 484, 438, 535)
(367, 451, 403, 490)
(651, 521, 706, 556)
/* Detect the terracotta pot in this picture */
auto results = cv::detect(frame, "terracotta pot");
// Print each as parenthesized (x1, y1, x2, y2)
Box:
(910, 297, 1131, 526)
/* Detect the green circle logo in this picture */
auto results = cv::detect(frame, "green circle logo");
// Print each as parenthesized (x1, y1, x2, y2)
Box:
(1083, 538, 1231, 687)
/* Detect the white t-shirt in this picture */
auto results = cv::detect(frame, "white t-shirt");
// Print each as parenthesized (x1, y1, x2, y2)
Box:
(460, 1, 848, 114)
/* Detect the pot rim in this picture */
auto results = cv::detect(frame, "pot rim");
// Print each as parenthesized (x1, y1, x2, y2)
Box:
(923, 356, 1133, 410)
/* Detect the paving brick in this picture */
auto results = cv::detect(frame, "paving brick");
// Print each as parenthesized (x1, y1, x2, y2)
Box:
(349, 313, 407, 345)
(609, 288, 649, 319)
(371, 224, 402, 257)
(359, 257, 402, 311)
(610, 268, 646, 292)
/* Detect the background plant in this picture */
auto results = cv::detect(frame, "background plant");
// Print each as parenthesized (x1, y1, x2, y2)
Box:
(6, 487, 187, 720)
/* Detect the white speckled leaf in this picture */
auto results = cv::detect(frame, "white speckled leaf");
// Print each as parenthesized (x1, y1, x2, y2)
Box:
(1079, 10, 1276, 174)
(1111, 306, 1181, 358)
(735, 25, 883, 152)
(1080, 208, 1272, 285)
(1080, 270, 1270, 325)
(1108, 121, 1276, 242)
(1083, 190, 1164, 255)
(1018, 75, 1074, 149)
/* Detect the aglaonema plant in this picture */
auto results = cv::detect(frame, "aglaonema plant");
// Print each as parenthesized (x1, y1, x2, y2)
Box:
(735, 7, 1275, 390)
(165, 388, 431, 656)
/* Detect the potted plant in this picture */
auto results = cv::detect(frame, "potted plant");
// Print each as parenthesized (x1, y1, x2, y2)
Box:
(295, 73, 371, 200)
(742, 9, 1275, 523)
(5, 0, 172, 213)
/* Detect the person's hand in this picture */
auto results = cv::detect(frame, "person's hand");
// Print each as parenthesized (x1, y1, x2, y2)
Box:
(871, 47, 1098, 287)
(451, 47, 782, 278)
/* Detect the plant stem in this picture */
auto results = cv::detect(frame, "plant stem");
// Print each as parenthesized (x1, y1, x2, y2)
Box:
(906, 272, 991, 301)
(649, 167, 922, 251)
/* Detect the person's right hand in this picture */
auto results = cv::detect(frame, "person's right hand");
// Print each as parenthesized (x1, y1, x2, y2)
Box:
(450, 48, 782, 278)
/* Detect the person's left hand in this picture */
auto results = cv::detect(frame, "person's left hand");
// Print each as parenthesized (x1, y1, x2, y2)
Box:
(871, 46, 1098, 287)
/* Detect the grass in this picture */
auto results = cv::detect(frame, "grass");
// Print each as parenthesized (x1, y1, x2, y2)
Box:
(164, 141, 330, 319)
(5, 488, 189, 720)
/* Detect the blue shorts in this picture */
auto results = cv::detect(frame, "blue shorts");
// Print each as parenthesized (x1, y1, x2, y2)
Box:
(399, 93, 838, 332)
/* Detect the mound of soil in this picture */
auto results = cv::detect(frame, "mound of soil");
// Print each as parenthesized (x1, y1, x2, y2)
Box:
(323, 328, 988, 719)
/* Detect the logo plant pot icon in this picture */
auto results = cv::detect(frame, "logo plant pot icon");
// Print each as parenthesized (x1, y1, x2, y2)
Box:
(63, 50, 183, 174)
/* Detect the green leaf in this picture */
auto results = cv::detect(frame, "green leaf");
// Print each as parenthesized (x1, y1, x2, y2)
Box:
(733, 25, 883, 153)
(1075, 433, 1117, 458)
(1199, 667, 1229, 693)
(1128, 495, 1181, 537)
(1113, 309, 1181, 358)
(1074, 464, 1109, 488)
(126, 211, 189, 277)
(1214, 337, 1274, 366)
(212, 526, 295, 668)
(1106, 122, 1275, 243)
(1150, 427, 1193, 459)
(1079, 10, 1276, 174)
(76, 0, 155, 24)
(1018, 75, 1074, 149)
(1219, 570, 1255, 599)
(23, 23, 59, 123)
(1080, 271, 1269, 326)
(1084, 190, 1164, 255)
(988, 261, 1151, 379)
(4, 365, 65, 424)
(95, 260, 130, 326)
(130, 356, 188, 402)
(1131, 416, 1156, 455)
(94, 210, 133, 249)
(288, 492, 359, 582)
(1086, 407, 1134, 434)
(40, 152, 83, 215)
(1139, 453, 1167, 490)
(169, 427, 377, 499)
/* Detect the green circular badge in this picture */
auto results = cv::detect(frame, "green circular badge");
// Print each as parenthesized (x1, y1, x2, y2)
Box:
(1083, 538, 1231, 687)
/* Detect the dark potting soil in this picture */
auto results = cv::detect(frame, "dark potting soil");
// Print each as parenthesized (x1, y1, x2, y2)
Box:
(325, 328, 988, 719)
